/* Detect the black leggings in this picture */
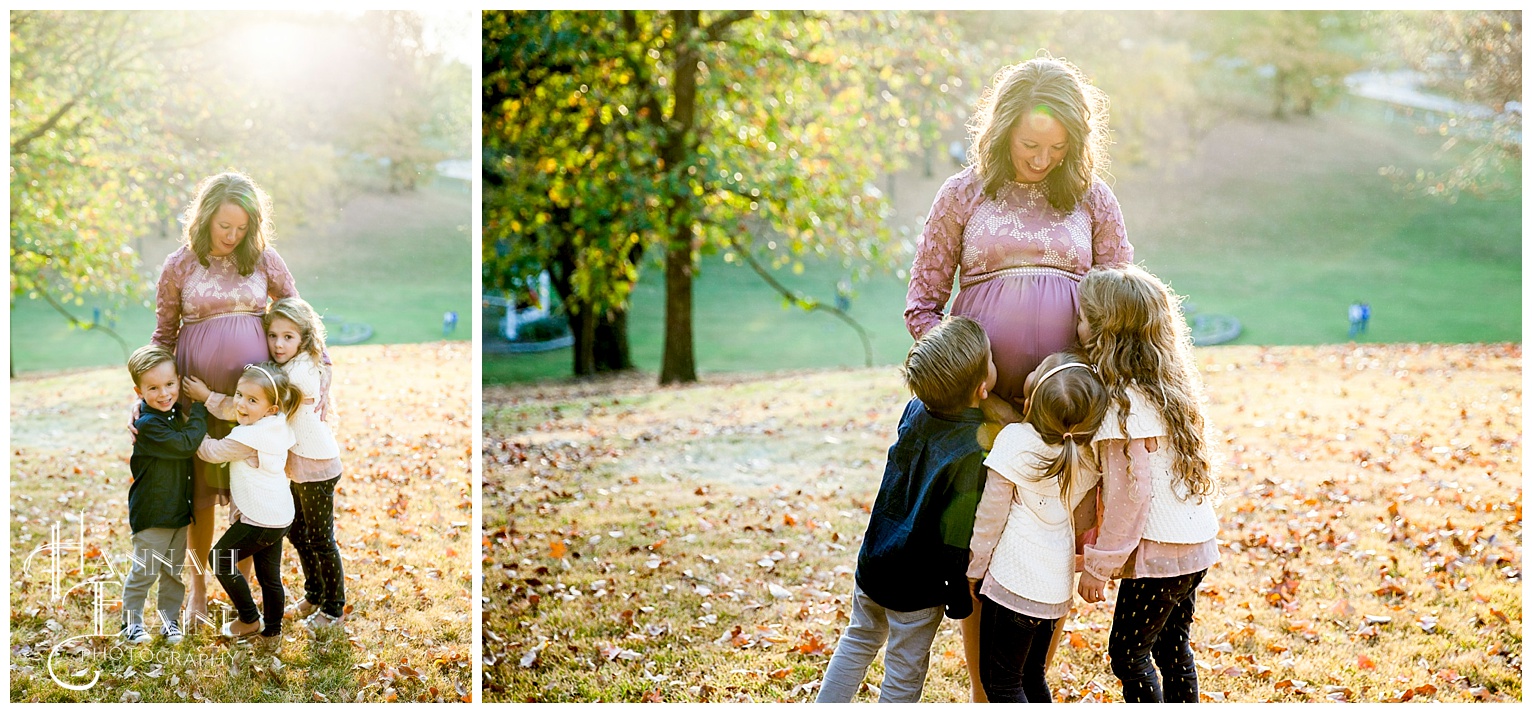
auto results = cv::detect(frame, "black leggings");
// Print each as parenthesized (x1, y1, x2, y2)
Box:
(211, 521, 288, 636)
(1108, 569, 1208, 703)
(289, 477, 346, 618)
(977, 593, 1056, 703)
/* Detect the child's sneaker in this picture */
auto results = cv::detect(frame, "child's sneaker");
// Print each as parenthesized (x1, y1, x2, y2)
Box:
(284, 599, 317, 620)
(303, 611, 345, 633)
(122, 623, 151, 646)
(160, 619, 184, 644)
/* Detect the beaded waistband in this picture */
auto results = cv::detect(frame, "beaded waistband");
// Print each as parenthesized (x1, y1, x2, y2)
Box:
(960, 265, 1082, 289)
(182, 310, 263, 325)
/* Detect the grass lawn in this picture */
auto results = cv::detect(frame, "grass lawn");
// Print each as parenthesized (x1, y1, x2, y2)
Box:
(486, 109, 1520, 385)
(10, 343, 473, 703)
(483, 343, 1522, 702)
(11, 179, 473, 375)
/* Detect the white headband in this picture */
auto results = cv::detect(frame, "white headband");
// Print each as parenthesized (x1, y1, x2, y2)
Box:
(1022, 361, 1095, 427)
(243, 363, 279, 389)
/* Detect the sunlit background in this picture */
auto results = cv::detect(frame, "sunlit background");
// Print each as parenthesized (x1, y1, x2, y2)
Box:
(10, 10, 475, 375)
(483, 10, 1520, 385)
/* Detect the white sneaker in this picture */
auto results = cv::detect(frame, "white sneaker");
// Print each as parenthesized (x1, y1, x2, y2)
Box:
(160, 619, 184, 644)
(122, 623, 151, 645)
(303, 611, 345, 633)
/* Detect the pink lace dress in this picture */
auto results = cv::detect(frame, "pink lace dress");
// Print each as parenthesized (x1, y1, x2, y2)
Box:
(151, 246, 298, 510)
(905, 167, 1133, 407)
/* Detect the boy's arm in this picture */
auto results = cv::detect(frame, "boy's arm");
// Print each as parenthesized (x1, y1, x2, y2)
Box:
(938, 451, 987, 550)
(132, 404, 209, 460)
(936, 452, 987, 619)
(964, 471, 1013, 581)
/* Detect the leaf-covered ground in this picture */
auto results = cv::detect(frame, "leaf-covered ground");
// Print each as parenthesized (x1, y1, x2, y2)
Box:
(483, 344, 1522, 702)
(10, 343, 474, 703)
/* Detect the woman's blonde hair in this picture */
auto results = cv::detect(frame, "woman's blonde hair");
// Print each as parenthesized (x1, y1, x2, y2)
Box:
(1022, 350, 1108, 508)
(238, 361, 304, 422)
(1078, 265, 1215, 498)
(968, 57, 1111, 212)
(265, 297, 327, 364)
(182, 172, 273, 276)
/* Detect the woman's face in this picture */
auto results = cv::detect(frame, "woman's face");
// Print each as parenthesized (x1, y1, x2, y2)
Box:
(208, 201, 251, 258)
(1008, 110, 1070, 184)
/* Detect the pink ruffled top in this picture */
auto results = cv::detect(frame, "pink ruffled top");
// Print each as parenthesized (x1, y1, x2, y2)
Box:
(151, 246, 298, 352)
(905, 167, 1133, 339)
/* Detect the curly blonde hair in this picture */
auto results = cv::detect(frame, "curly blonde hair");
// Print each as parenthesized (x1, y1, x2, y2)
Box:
(265, 297, 327, 365)
(968, 57, 1111, 212)
(1078, 265, 1214, 498)
(182, 172, 273, 276)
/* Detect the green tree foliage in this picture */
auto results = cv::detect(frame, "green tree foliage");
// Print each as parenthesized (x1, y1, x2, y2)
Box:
(10, 10, 469, 354)
(484, 10, 964, 383)
(1202, 11, 1364, 119)
(1375, 10, 1521, 201)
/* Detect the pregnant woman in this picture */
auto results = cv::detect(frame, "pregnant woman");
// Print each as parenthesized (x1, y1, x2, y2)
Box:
(151, 172, 300, 625)
(903, 57, 1134, 700)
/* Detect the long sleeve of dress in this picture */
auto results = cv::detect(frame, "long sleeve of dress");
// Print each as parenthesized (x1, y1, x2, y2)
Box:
(965, 472, 1015, 580)
(904, 171, 982, 340)
(1087, 180, 1134, 267)
(262, 249, 299, 302)
(1083, 437, 1153, 580)
(151, 253, 187, 351)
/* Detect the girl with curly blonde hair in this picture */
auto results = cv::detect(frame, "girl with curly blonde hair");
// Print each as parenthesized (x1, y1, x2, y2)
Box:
(1075, 264, 1220, 703)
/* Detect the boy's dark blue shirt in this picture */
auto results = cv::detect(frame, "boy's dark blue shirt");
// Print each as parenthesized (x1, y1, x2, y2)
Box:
(128, 400, 208, 533)
(856, 398, 986, 619)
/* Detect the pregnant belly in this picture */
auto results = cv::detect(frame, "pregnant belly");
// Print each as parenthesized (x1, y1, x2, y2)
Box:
(951, 274, 1080, 407)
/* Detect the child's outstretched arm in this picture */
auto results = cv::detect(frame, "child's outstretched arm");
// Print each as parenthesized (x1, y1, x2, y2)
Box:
(133, 403, 209, 460)
(1079, 437, 1155, 602)
(183, 376, 238, 421)
(196, 435, 259, 467)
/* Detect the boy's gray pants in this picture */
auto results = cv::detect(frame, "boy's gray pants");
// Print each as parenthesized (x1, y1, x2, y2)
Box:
(122, 526, 188, 628)
(815, 583, 945, 703)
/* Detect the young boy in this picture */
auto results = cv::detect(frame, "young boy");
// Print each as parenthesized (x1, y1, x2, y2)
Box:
(124, 345, 208, 645)
(816, 316, 997, 703)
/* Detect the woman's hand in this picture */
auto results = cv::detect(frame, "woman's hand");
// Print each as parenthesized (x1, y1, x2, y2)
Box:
(1078, 572, 1107, 603)
(127, 400, 142, 444)
(182, 376, 211, 403)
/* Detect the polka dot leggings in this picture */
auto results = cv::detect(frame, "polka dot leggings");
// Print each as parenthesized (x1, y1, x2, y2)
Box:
(288, 476, 346, 618)
(1107, 569, 1207, 703)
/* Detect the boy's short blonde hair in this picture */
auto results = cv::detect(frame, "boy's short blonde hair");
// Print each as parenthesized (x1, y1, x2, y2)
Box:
(902, 316, 991, 414)
(127, 345, 177, 388)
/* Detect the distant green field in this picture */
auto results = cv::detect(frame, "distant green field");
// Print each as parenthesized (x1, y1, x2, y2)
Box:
(488, 105, 1520, 385)
(11, 179, 472, 374)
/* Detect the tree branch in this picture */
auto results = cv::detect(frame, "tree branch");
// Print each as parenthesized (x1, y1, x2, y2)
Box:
(702, 10, 756, 42)
(37, 287, 132, 361)
(723, 233, 875, 368)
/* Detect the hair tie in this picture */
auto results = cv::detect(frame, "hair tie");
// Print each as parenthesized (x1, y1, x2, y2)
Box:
(1022, 361, 1095, 421)
(243, 363, 278, 389)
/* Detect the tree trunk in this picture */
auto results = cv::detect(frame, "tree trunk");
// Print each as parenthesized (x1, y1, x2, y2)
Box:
(1272, 69, 1289, 119)
(593, 307, 633, 372)
(660, 229, 696, 384)
(571, 305, 597, 376)
(658, 10, 701, 385)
